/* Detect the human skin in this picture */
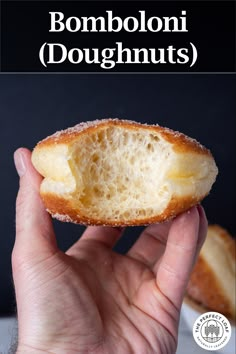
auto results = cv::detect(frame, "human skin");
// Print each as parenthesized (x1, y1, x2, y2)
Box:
(12, 148, 208, 354)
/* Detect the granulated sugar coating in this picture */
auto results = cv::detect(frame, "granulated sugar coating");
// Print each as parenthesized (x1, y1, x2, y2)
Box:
(36, 118, 205, 154)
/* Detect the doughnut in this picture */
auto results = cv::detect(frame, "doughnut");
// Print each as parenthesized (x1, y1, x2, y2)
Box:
(31, 119, 218, 226)
(187, 225, 236, 320)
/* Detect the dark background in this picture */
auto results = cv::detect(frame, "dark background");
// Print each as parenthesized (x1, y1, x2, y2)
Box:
(0, 74, 235, 315)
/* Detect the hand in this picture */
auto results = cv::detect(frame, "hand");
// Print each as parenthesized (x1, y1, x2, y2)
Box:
(13, 148, 208, 354)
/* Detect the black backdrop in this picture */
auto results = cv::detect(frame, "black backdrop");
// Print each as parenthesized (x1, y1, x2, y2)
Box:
(0, 74, 235, 315)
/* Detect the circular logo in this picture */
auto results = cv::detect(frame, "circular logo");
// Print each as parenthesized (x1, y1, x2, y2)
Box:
(192, 311, 231, 351)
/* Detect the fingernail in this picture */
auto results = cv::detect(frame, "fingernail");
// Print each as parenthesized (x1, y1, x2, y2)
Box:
(197, 204, 203, 215)
(197, 204, 207, 219)
(14, 150, 26, 177)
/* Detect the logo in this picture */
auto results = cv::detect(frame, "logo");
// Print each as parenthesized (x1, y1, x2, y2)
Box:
(193, 311, 231, 351)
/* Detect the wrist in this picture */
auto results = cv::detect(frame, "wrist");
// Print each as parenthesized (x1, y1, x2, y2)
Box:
(17, 343, 99, 354)
(17, 344, 50, 354)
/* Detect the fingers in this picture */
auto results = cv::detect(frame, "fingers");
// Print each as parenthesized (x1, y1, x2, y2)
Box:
(68, 226, 125, 253)
(127, 221, 171, 267)
(13, 148, 57, 258)
(156, 206, 207, 309)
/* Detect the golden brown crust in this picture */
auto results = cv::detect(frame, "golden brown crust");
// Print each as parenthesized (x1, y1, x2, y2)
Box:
(187, 255, 234, 319)
(35, 119, 211, 157)
(41, 191, 204, 226)
(208, 225, 236, 260)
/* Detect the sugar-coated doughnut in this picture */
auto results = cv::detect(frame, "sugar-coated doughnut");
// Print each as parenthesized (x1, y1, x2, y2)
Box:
(32, 119, 218, 226)
(187, 225, 236, 320)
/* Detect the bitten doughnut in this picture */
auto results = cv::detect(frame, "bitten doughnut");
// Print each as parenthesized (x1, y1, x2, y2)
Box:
(187, 225, 236, 320)
(31, 119, 218, 226)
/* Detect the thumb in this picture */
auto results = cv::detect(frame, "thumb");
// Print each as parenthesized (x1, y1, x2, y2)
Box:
(13, 148, 57, 258)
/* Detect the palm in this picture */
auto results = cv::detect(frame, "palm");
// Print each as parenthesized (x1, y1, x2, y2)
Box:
(18, 237, 177, 353)
(67, 240, 177, 353)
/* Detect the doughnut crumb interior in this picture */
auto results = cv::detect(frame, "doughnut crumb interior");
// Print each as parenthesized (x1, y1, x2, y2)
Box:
(32, 119, 218, 226)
